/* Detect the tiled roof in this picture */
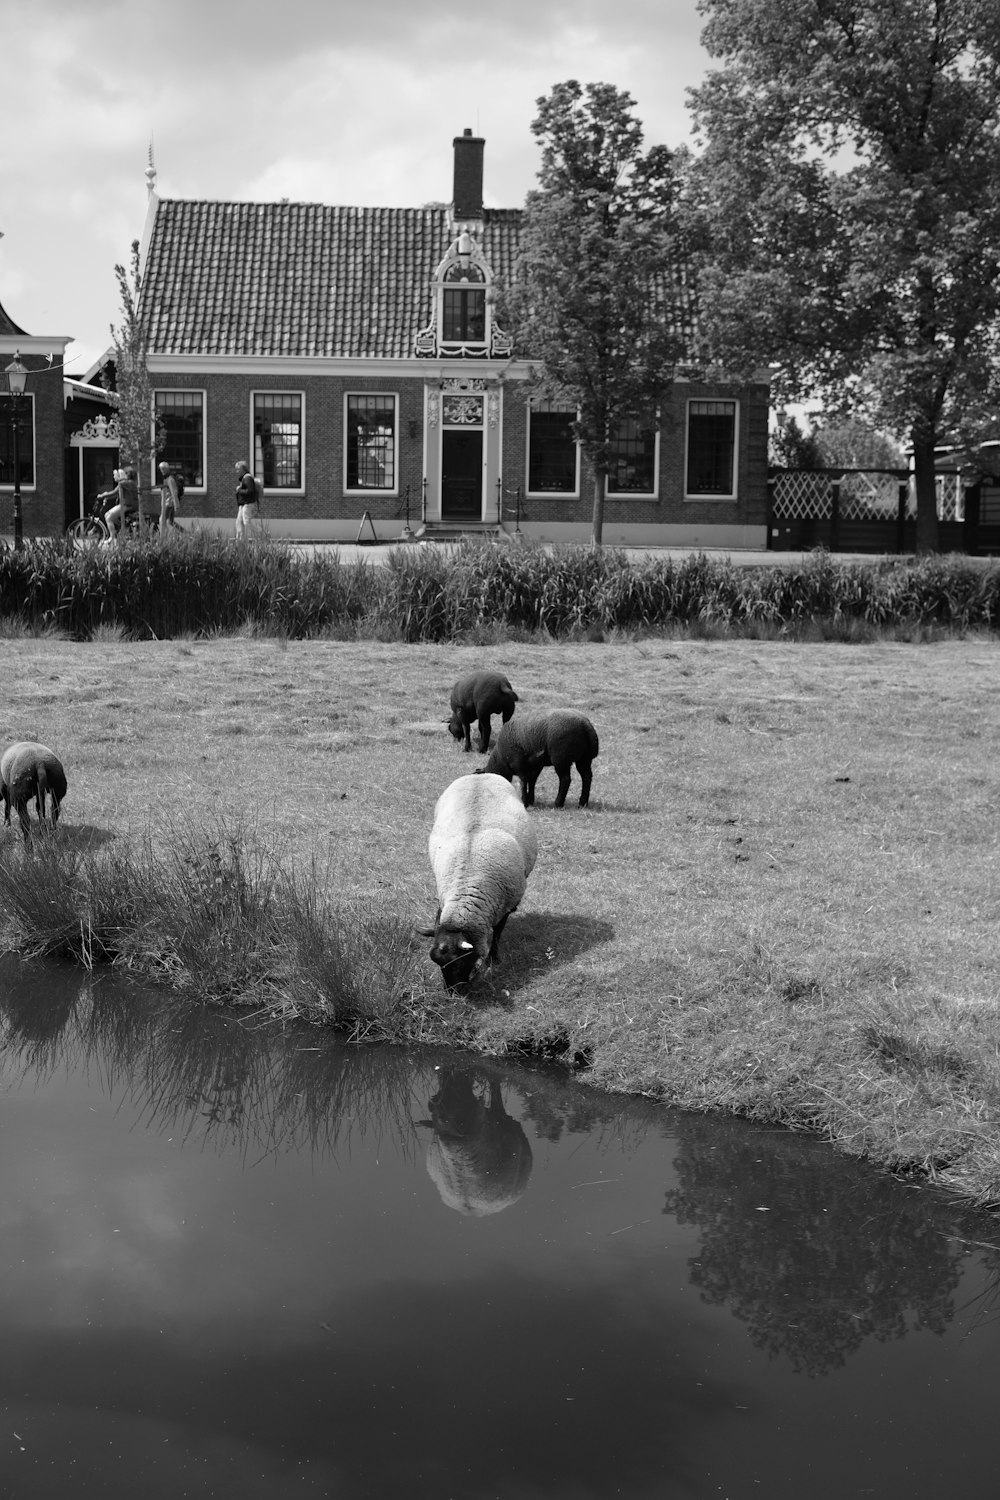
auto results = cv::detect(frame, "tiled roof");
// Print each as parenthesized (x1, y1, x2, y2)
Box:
(0, 297, 28, 338)
(141, 200, 524, 359)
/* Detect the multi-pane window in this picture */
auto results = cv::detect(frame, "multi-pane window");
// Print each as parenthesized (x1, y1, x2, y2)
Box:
(527, 406, 577, 494)
(0, 394, 34, 486)
(153, 390, 204, 487)
(687, 400, 737, 496)
(443, 287, 486, 342)
(346, 395, 397, 491)
(254, 393, 302, 489)
(607, 419, 657, 495)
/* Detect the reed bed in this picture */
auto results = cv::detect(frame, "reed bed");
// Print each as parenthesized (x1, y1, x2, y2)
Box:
(1, 533, 998, 640)
(0, 819, 429, 1039)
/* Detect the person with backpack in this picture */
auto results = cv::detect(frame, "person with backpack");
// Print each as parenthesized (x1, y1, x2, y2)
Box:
(234, 459, 261, 541)
(157, 462, 182, 531)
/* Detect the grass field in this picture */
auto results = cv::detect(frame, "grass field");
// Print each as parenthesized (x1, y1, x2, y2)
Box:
(1, 631, 998, 1209)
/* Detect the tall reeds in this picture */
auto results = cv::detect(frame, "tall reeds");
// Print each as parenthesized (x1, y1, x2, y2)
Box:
(0, 819, 426, 1037)
(0, 533, 998, 640)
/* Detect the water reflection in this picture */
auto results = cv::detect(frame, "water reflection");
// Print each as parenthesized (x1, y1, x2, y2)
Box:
(1, 952, 998, 1397)
(663, 1111, 1000, 1376)
(419, 1068, 533, 1215)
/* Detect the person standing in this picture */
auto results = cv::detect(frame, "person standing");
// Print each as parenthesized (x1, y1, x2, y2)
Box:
(234, 460, 260, 540)
(158, 461, 180, 531)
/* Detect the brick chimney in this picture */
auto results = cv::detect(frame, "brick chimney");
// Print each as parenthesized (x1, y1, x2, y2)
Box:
(452, 128, 485, 220)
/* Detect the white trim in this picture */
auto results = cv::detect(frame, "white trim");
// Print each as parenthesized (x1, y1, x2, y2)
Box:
(143, 354, 530, 379)
(684, 397, 740, 502)
(524, 401, 580, 500)
(606, 426, 660, 500)
(250, 388, 306, 496)
(0, 336, 71, 358)
(343, 390, 399, 497)
(152, 386, 207, 491)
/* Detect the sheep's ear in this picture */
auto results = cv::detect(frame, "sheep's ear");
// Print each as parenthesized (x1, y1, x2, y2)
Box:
(458, 939, 474, 953)
(414, 923, 436, 937)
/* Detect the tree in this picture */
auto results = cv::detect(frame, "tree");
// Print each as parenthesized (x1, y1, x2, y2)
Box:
(686, 0, 1000, 551)
(813, 418, 906, 471)
(107, 239, 162, 523)
(769, 413, 823, 469)
(502, 82, 684, 547)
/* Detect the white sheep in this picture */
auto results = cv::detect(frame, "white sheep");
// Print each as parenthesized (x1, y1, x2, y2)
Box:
(421, 772, 538, 990)
(1, 741, 68, 841)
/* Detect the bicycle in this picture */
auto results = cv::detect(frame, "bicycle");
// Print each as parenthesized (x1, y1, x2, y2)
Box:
(66, 497, 180, 543)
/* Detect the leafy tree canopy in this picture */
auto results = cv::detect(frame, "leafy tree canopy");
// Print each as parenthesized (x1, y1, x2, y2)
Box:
(503, 81, 684, 545)
(686, 0, 1000, 548)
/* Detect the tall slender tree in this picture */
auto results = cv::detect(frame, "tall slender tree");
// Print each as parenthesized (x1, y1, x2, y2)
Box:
(107, 239, 162, 520)
(502, 82, 684, 547)
(686, 0, 1000, 551)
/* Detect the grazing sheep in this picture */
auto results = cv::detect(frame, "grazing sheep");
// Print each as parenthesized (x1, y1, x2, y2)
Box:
(1, 741, 68, 840)
(480, 710, 599, 808)
(420, 772, 538, 990)
(447, 670, 519, 753)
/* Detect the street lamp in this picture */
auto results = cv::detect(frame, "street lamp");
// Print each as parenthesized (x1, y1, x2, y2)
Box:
(5, 351, 27, 551)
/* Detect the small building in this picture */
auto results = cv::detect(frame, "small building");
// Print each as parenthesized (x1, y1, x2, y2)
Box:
(135, 133, 771, 546)
(1, 297, 118, 539)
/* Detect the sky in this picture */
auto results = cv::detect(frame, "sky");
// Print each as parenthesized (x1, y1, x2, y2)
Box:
(0, 0, 712, 376)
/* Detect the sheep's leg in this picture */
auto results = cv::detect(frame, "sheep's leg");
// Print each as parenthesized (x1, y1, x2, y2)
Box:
(477, 713, 491, 752)
(14, 796, 31, 841)
(553, 770, 572, 807)
(463, 715, 473, 752)
(578, 761, 593, 807)
(490, 912, 510, 960)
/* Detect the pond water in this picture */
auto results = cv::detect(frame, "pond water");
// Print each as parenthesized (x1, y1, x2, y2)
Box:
(0, 955, 998, 1500)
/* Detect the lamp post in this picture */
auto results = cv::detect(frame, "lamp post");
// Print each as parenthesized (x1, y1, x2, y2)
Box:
(5, 352, 27, 551)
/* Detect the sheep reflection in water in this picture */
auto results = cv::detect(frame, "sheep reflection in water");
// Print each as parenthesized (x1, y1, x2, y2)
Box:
(421, 1068, 533, 1217)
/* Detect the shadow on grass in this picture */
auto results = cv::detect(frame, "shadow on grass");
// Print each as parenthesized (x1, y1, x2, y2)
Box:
(55, 824, 116, 851)
(462, 910, 615, 1008)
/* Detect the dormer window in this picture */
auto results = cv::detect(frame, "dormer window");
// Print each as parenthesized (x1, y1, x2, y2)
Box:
(414, 232, 512, 359)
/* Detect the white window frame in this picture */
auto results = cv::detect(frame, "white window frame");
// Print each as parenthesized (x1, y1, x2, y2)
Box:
(525, 402, 580, 499)
(343, 392, 399, 497)
(684, 398, 740, 501)
(251, 390, 306, 496)
(0, 391, 36, 491)
(605, 422, 660, 500)
(152, 388, 206, 491)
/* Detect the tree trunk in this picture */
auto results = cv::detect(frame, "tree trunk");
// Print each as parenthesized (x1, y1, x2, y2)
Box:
(911, 432, 940, 554)
(591, 470, 605, 549)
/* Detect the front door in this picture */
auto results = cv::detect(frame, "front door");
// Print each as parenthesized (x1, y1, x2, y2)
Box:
(441, 429, 483, 520)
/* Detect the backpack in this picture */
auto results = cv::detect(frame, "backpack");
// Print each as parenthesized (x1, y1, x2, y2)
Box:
(173, 473, 185, 502)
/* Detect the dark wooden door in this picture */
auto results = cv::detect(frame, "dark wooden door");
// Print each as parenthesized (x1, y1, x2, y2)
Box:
(441, 429, 482, 519)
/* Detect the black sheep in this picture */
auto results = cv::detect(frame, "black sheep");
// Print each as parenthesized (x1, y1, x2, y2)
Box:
(480, 710, 599, 808)
(447, 670, 519, 753)
(1, 741, 68, 840)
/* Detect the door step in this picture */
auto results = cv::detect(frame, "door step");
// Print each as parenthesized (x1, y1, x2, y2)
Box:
(416, 521, 503, 543)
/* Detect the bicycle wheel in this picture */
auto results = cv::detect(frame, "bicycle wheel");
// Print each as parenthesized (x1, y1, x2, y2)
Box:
(66, 516, 108, 542)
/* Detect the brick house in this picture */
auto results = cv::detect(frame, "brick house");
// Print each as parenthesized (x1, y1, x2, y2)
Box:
(134, 131, 770, 546)
(1, 298, 120, 540)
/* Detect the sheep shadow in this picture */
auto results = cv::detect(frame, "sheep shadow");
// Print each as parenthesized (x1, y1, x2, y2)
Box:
(468, 909, 615, 1008)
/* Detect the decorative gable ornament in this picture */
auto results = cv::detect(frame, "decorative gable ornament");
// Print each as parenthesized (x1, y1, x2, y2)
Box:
(70, 415, 120, 444)
(414, 231, 513, 359)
